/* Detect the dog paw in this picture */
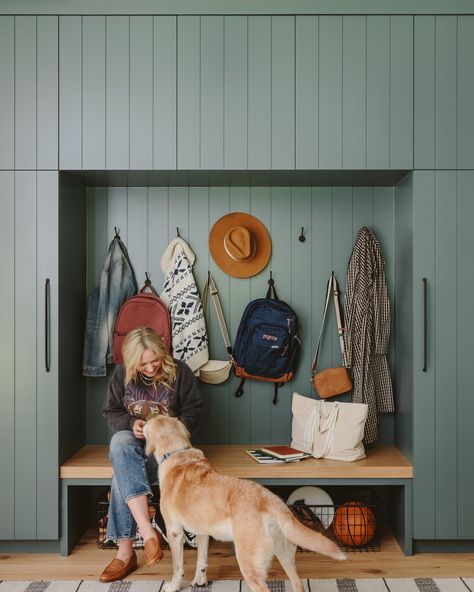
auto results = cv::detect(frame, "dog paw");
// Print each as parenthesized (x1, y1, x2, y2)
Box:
(164, 582, 181, 592)
(192, 575, 208, 587)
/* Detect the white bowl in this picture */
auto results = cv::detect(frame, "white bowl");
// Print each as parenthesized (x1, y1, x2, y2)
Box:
(287, 486, 335, 529)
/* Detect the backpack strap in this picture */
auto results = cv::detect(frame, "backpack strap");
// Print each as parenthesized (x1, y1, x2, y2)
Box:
(234, 377, 246, 398)
(273, 383, 283, 405)
(266, 272, 279, 300)
(201, 273, 233, 355)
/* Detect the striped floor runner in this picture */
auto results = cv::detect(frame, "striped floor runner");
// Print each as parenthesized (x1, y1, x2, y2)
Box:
(0, 580, 473, 592)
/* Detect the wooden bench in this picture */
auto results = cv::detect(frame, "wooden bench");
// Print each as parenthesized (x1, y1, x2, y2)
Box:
(60, 444, 413, 556)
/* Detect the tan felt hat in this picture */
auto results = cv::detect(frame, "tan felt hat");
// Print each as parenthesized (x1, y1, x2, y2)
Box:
(209, 212, 272, 278)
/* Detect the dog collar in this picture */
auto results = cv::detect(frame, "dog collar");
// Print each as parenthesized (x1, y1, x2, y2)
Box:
(158, 446, 191, 465)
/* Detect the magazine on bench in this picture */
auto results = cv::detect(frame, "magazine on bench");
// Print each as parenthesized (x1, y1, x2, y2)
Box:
(246, 449, 311, 464)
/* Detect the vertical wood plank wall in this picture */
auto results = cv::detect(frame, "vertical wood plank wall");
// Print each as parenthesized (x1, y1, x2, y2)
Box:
(84, 185, 396, 446)
(52, 15, 414, 171)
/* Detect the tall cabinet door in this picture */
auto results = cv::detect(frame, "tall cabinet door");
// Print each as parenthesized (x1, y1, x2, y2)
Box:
(413, 170, 459, 540)
(0, 171, 58, 540)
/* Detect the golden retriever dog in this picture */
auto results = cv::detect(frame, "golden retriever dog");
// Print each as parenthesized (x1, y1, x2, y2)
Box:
(144, 416, 346, 592)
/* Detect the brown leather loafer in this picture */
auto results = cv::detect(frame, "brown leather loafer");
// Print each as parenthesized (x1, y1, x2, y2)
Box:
(99, 552, 138, 583)
(144, 531, 164, 567)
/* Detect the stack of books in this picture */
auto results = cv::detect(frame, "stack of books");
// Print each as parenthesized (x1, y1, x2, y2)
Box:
(246, 446, 311, 464)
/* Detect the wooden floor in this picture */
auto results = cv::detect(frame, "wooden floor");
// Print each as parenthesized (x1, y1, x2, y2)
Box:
(2, 527, 474, 581)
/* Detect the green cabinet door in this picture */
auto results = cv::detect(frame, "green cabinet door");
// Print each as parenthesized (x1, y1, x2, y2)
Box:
(0, 171, 58, 541)
(412, 170, 466, 540)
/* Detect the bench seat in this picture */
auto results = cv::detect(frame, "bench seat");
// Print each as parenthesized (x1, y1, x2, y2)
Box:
(60, 443, 412, 479)
(59, 443, 413, 557)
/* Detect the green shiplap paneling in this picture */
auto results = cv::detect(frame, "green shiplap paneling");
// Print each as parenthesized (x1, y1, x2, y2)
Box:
(14, 172, 37, 539)
(153, 16, 177, 170)
(312, 188, 333, 374)
(269, 188, 294, 437)
(228, 187, 251, 443)
(394, 172, 413, 461)
(224, 16, 247, 169)
(207, 187, 231, 444)
(319, 16, 343, 169)
(36, 17, 58, 170)
(373, 187, 395, 444)
(271, 17, 295, 170)
(106, 16, 130, 169)
(412, 171, 436, 539)
(435, 17, 457, 169)
(389, 16, 413, 169)
(127, 187, 148, 282)
(147, 187, 170, 287)
(342, 16, 366, 169)
(434, 171, 458, 538)
(248, 16, 271, 169)
(414, 16, 435, 169)
(332, 188, 353, 374)
(177, 16, 200, 169)
(58, 173, 86, 465)
(130, 16, 153, 170)
(0, 172, 14, 539)
(53, 13, 422, 172)
(201, 16, 224, 170)
(85, 187, 108, 445)
(458, 171, 474, 538)
(290, 187, 312, 404)
(82, 16, 106, 170)
(59, 16, 82, 169)
(36, 172, 59, 539)
(295, 16, 318, 170)
(457, 16, 474, 169)
(84, 183, 396, 446)
(14, 16, 36, 169)
(366, 16, 390, 168)
(0, 17, 14, 169)
(248, 187, 272, 442)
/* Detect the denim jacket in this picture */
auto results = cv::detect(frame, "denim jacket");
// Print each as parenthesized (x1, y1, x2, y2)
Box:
(82, 236, 138, 377)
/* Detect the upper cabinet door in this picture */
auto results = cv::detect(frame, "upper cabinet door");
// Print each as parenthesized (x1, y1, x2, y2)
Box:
(58, 14, 413, 171)
(415, 16, 474, 170)
(0, 16, 58, 170)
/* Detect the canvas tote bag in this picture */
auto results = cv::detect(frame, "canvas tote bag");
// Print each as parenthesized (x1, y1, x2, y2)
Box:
(291, 392, 368, 462)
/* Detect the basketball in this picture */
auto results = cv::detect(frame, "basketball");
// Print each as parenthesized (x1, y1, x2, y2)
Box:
(333, 501, 376, 547)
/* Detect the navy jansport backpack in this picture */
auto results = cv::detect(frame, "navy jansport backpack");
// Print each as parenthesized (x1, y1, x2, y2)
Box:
(232, 277, 300, 404)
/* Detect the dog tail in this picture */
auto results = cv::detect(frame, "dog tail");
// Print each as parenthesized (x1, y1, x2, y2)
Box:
(271, 503, 346, 561)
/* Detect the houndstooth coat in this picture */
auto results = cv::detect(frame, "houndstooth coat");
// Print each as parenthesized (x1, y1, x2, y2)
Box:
(342, 227, 394, 444)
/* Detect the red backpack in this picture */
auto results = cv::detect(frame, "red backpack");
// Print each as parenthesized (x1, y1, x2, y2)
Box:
(112, 280, 172, 363)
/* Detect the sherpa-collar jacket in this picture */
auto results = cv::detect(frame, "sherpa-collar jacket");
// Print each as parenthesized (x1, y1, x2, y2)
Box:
(160, 238, 209, 373)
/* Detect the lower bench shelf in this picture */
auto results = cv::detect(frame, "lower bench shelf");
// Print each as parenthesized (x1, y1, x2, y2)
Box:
(60, 443, 413, 556)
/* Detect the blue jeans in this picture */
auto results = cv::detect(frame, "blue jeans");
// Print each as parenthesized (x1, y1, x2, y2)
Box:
(106, 430, 159, 541)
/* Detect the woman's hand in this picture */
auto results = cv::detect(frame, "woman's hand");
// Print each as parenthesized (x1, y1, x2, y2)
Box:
(133, 419, 146, 440)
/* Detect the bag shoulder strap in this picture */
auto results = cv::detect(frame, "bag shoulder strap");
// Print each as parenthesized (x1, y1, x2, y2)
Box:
(311, 273, 346, 375)
(201, 273, 233, 355)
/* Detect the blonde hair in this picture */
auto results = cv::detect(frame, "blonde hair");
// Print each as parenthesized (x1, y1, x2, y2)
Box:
(122, 326, 176, 388)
